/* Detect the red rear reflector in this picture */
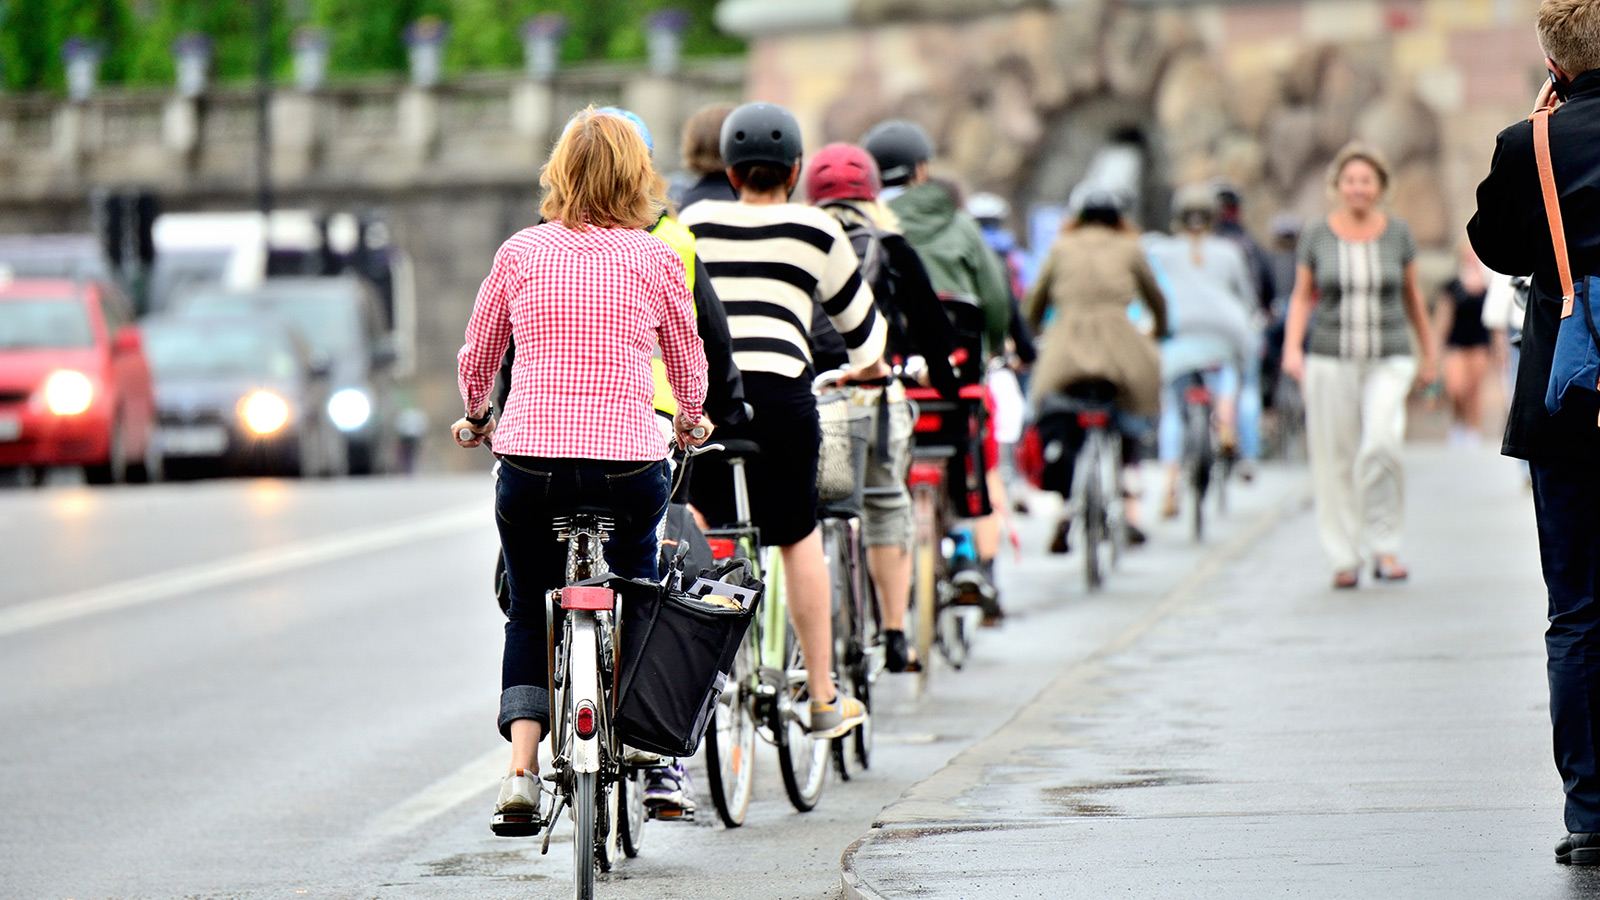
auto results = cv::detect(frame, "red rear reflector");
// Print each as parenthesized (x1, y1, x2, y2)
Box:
(1184, 385, 1211, 405)
(908, 463, 944, 488)
(575, 703, 597, 738)
(707, 538, 736, 560)
(1077, 410, 1110, 429)
(560, 586, 614, 610)
(915, 413, 943, 433)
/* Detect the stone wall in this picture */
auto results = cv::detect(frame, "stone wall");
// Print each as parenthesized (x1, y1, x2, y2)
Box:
(735, 0, 1543, 278)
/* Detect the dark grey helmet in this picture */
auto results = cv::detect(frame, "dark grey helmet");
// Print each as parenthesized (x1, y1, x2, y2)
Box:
(720, 102, 803, 168)
(861, 119, 934, 187)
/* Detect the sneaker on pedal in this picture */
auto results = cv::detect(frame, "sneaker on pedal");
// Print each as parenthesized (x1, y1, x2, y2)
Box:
(491, 768, 544, 836)
(810, 692, 868, 739)
(643, 762, 697, 820)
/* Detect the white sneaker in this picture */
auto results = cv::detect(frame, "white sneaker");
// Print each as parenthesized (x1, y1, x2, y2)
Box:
(491, 768, 544, 836)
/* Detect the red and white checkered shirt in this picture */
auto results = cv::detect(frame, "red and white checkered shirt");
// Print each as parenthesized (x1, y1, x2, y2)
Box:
(458, 222, 707, 461)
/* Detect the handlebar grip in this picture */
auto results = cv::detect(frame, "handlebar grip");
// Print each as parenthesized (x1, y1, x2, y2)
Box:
(690, 425, 708, 440)
(457, 427, 476, 443)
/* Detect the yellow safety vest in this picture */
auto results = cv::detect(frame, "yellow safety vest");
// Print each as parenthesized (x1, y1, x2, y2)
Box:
(650, 216, 697, 417)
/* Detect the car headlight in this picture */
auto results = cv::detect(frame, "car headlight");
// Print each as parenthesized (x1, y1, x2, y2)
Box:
(43, 370, 93, 416)
(328, 388, 371, 432)
(240, 391, 290, 435)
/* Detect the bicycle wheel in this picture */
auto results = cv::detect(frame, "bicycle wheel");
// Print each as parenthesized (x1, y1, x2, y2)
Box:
(775, 626, 829, 812)
(572, 771, 598, 900)
(1081, 437, 1105, 591)
(851, 563, 878, 771)
(618, 767, 645, 858)
(823, 522, 860, 780)
(909, 482, 939, 694)
(1185, 404, 1212, 542)
(704, 629, 756, 827)
(1105, 433, 1127, 567)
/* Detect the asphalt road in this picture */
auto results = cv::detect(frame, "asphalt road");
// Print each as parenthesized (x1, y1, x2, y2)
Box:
(0, 465, 1300, 900)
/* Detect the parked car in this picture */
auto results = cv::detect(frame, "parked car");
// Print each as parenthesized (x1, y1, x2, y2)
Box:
(177, 276, 398, 474)
(142, 313, 347, 478)
(0, 277, 158, 483)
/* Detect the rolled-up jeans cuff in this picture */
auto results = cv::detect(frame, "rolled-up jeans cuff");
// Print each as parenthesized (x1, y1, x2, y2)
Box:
(499, 685, 550, 740)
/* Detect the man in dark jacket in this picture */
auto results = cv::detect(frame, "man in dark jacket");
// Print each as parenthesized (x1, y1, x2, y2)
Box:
(1467, 0, 1600, 865)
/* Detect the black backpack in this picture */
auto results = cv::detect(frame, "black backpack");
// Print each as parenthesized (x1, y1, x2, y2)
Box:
(826, 204, 914, 359)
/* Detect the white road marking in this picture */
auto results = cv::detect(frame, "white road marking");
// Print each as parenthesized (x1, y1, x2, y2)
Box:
(367, 743, 557, 841)
(0, 506, 486, 639)
(368, 746, 507, 840)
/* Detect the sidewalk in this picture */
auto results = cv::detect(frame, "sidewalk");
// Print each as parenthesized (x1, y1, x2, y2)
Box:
(843, 447, 1587, 899)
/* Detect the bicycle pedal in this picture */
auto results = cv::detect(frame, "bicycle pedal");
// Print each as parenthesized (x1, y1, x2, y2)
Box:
(648, 806, 695, 822)
(490, 812, 542, 838)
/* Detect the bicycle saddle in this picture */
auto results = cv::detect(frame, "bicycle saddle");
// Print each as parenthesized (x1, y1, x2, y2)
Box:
(711, 438, 761, 457)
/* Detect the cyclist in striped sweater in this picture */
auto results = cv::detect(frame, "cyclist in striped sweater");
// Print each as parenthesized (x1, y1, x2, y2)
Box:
(680, 102, 888, 739)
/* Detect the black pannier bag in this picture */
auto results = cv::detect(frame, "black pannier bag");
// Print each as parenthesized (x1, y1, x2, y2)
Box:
(613, 559, 760, 758)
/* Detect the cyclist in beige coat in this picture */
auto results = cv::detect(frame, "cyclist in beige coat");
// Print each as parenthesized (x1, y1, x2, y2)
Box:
(1024, 192, 1169, 418)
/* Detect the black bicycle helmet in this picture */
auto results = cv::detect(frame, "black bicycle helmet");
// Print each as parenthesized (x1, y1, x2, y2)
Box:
(861, 119, 934, 187)
(720, 102, 803, 168)
(1076, 189, 1126, 226)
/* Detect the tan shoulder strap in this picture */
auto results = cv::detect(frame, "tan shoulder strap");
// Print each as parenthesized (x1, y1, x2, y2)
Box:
(1533, 108, 1577, 318)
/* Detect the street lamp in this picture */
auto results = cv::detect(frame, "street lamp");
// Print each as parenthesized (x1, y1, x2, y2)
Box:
(404, 17, 450, 89)
(293, 27, 329, 92)
(172, 32, 212, 98)
(521, 14, 566, 81)
(644, 7, 690, 77)
(62, 37, 102, 102)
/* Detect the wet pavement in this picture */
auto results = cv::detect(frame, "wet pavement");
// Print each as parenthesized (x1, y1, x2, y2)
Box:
(842, 447, 1589, 899)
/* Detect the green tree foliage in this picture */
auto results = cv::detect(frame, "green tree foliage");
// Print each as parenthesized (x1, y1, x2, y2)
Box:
(0, 0, 740, 92)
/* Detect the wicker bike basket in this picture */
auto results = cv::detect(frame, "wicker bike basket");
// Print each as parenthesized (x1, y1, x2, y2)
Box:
(815, 392, 872, 512)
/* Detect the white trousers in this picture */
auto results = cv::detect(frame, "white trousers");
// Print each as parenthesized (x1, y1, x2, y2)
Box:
(1303, 355, 1417, 572)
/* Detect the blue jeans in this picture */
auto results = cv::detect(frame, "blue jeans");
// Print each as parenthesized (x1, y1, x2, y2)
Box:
(495, 456, 668, 739)
(1532, 461, 1600, 832)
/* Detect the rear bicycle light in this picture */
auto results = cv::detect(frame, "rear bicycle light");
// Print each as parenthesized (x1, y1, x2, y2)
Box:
(575, 702, 598, 739)
(1184, 385, 1211, 405)
(1077, 410, 1111, 429)
(707, 538, 736, 560)
(914, 413, 943, 433)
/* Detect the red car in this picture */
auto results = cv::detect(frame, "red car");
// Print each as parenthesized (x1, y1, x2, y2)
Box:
(0, 278, 158, 483)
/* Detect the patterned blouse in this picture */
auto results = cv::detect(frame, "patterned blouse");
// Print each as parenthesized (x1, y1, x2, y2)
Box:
(1298, 218, 1417, 359)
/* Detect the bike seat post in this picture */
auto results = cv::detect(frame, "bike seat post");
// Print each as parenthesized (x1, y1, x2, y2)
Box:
(730, 457, 752, 528)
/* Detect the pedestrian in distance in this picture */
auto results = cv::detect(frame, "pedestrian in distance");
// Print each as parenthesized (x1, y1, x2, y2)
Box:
(452, 107, 713, 836)
(1467, 0, 1600, 865)
(804, 141, 962, 673)
(1281, 144, 1436, 590)
(1432, 243, 1496, 449)
(680, 102, 888, 740)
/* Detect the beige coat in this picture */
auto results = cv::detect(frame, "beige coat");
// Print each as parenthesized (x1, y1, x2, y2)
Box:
(1023, 225, 1169, 418)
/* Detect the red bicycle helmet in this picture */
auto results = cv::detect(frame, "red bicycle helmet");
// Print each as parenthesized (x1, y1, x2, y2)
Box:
(804, 143, 882, 203)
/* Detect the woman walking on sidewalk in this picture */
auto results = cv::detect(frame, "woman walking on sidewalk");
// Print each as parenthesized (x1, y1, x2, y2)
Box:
(1281, 145, 1436, 589)
(1433, 243, 1495, 448)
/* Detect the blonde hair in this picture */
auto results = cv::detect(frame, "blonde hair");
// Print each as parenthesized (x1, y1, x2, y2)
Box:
(680, 103, 735, 176)
(1540, 0, 1600, 77)
(540, 107, 666, 231)
(1327, 143, 1391, 195)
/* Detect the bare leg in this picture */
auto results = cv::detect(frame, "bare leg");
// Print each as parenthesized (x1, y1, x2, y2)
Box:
(509, 719, 544, 774)
(780, 528, 838, 701)
(974, 468, 1008, 561)
(868, 544, 911, 631)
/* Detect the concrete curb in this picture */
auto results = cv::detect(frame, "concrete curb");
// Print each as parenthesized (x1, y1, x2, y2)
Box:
(838, 487, 1311, 900)
(840, 835, 882, 900)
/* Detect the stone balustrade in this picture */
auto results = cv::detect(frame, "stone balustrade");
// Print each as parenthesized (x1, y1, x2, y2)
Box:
(0, 58, 745, 203)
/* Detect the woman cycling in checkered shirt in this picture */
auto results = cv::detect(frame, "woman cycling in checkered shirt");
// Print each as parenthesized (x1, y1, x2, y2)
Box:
(452, 108, 713, 835)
